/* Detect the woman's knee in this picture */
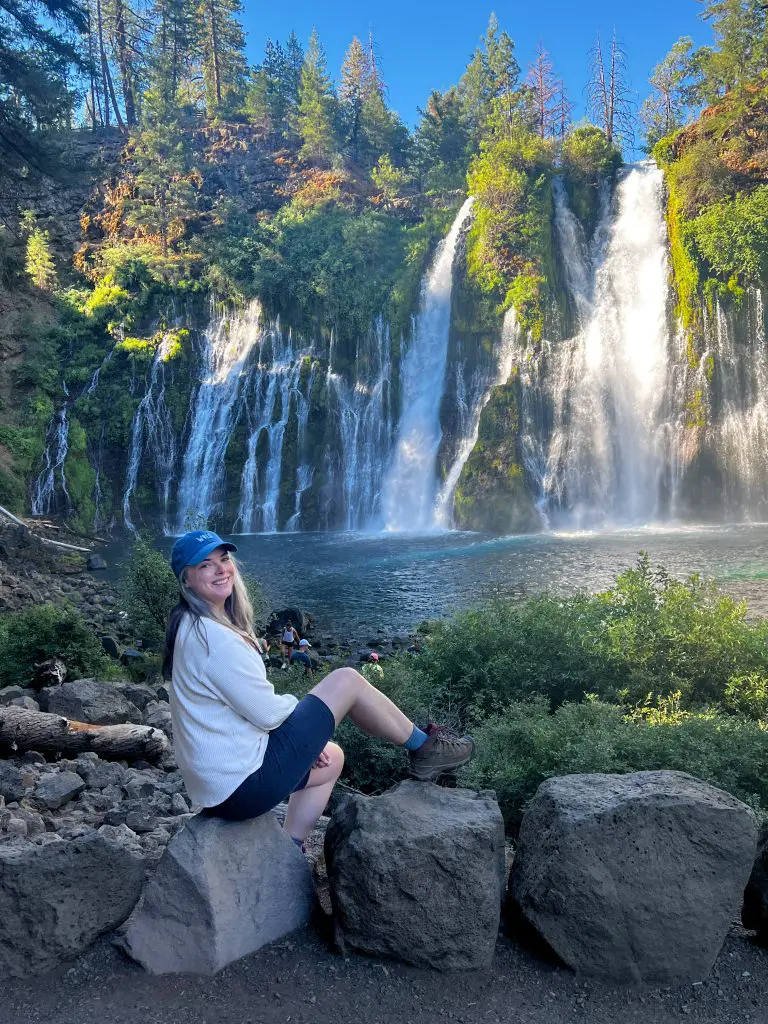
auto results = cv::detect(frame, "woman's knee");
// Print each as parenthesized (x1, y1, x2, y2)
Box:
(326, 740, 344, 777)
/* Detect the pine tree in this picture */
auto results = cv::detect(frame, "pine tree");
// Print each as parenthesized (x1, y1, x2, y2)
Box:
(459, 14, 522, 143)
(195, 0, 247, 113)
(689, 0, 767, 102)
(0, 0, 87, 179)
(25, 228, 58, 292)
(527, 44, 560, 139)
(414, 87, 470, 189)
(340, 36, 369, 163)
(295, 28, 337, 164)
(146, 0, 196, 113)
(640, 38, 695, 147)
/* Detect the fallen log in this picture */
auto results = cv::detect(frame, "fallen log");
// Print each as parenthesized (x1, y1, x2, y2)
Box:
(0, 706, 170, 762)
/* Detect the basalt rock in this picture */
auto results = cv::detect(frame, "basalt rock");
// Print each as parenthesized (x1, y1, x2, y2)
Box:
(325, 780, 506, 970)
(510, 771, 758, 983)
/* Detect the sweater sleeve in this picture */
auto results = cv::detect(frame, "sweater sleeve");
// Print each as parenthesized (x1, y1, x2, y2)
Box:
(202, 622, 298, 731)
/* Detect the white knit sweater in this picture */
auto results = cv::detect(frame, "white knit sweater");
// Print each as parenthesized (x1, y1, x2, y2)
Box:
(169, 615, 298, 807)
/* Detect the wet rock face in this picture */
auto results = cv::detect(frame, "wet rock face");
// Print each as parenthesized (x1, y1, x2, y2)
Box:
(510, 771, 758, 984)
(742, 824, 768, 942)
(324, 780, 506, 970)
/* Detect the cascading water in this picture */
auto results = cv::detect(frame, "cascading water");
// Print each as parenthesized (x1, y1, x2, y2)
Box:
(233, 323, 312, 534)
(434, 307, 521, 527)
(175, 302, 262, 529)
(331, 318, 393, 531)
(285, 359, 318, 532)
(32, 383, 71, 516)
(518, 163, 672, 528)
(122, 331, 178, 533)
(381, 196, 474, 531)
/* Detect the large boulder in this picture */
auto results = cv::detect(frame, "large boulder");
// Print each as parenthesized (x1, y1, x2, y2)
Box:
(267, 608, 314, 637)
(325, 780, 505, 970)
(742, 824, 768, 942)
(45, 679, 143, 725)
(0, 833, 145, 977)
(122, 812, 314, 975)
(510, 771, 757, 983)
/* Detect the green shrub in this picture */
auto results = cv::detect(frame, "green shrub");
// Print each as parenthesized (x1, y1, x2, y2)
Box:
(412, 554, 768, 724)
(689, 185, 768, 285)
(120, 538, 180, 651)
(0, 604, 113, 686)
(462, 696, 768, 832)
(561, 124, 621, 183)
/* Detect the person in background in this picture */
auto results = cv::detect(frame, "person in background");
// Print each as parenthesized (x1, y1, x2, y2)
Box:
(163, 531, 474, 851)
(362, 650, 384, 681)
(280, 619, 300, 669)
(290, 638, 314, 681)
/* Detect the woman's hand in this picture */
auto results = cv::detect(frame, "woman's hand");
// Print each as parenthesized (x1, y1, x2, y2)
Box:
(312, 749, 331, 770)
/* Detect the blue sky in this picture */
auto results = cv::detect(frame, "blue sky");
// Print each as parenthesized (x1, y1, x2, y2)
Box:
(242, 0, 712, 129)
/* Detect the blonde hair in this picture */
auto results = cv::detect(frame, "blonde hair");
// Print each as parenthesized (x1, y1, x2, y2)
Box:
(162, 556, 261, 678)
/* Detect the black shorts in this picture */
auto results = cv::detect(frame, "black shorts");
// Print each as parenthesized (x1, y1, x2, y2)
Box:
(203, 694, 336, 822)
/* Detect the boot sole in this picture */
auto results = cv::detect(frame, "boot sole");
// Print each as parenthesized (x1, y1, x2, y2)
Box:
(409, 755, 472, 781)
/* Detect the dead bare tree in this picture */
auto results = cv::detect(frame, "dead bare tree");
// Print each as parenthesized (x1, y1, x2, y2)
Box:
(527, 43, 560, 138)
(587, 30, 635, 151)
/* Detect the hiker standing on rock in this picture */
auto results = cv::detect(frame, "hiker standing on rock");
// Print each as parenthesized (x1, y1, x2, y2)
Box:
(162, 531, 474, 850)
(280, 620, 300, 669)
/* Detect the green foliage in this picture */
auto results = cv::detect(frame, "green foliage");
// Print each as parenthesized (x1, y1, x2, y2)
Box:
(724, 673, 768, 719)
(410, 554, 768, 725)
(119, 538, 180, 650)
(0, 604, 113, 687)
(24, 228, 58, 292)
(462, 696, 768, 832)
(196, 0, 247, 112)
(561, 124, 621, 183)
(688, 186, 768, 284)
(640, 38, 695, 149)
(295, 28, 338, 165)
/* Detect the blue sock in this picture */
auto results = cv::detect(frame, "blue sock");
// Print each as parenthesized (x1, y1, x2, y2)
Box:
(403, 724, 429, 751)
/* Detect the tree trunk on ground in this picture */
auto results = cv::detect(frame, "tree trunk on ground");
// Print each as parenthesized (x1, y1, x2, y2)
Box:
(0, 707, 170, 762)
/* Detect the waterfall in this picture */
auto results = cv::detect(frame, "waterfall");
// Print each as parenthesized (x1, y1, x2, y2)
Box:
(381, 196, 474, 531)
(175, 302, 262, 530)
(31, 384, 71, 516)
(233, 323, 312, 534)
(122, 332, 177, 533)
(331, 318, 393, 530)
(518, 164, 671, 528)
(285, 359, 318, 532)
(434, 307, 520, 527)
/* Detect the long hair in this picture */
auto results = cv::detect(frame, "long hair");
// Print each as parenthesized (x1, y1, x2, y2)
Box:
(162, 557, 260, 679)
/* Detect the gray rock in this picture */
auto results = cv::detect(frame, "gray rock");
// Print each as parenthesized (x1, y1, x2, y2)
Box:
(75, 757, 126, 790)
(122, 767, 163, 801)
(87, 553, 108, 571)
(100, 635, 121, 659)
(0, 833, 144, 977)
(4, 817, 27, 839)
(510, 771, 758, 984)
(170, 792, 189, 815)
(0, 686, 25, 705)
(325, 780, 506, 970)
(116, 683, 157, 711)
(97, 823, 144, 859)
(0, 764, 25, 803)
(143, 701, 172, 734)
(9, 696, 40, 711)
(10, 806, 45, 837)
(742, 824, 768, 942)
(122, 812, 314, 974)
(125, 810, 159, 833)
(46, 679, 142, 725)
(32, 771, 86, 810)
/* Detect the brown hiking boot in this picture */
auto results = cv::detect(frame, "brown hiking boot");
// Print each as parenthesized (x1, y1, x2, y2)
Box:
(408, 723, 474, 781)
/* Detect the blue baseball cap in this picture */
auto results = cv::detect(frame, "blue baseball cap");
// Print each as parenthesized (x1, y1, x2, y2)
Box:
(171, 531, 237, 577)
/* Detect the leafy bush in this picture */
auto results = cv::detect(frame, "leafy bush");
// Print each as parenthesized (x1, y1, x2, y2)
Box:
(120, 538, 180, 651)
(462, 696, 768, 832)
(412, 555, 768, 724)
(689, 185, 768, 285)
(561, 124, 621, 183)
(0, 604, 113, 686)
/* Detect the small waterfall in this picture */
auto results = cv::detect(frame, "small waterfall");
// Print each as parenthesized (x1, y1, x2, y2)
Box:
(519, 164, 671, 527)
(233, 324, 311, 533)
(285, 360, 318, 532)
(175, 302, 262, 529)
(434, 308, 520, 527)
(382, 196, 474, 531)
(331, 318, 393, 530)
(122, 332, 177, 533)
(31, 384, 71, 516)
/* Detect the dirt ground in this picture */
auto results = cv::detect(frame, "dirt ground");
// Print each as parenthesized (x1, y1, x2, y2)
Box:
(3, 923, 767, 1024)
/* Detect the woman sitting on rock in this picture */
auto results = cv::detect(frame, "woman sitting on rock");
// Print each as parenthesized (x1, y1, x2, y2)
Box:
(162, 531, 473, 850)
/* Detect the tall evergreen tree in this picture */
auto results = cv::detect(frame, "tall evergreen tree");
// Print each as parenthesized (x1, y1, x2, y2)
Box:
(147, 0, 196, 112)
(339, 35, 369, 163)
(640, 37, 695, 147)
(195, 0, 247, 113)
(0, 0, 87, 179)
(414, 87, 470, 189)
(459, 14, 522, 144)
(295, 27, 337, 164)
(689, 0, 767, 102)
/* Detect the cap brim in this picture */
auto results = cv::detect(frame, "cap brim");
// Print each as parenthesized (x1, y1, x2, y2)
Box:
(187, 540, 238, 567)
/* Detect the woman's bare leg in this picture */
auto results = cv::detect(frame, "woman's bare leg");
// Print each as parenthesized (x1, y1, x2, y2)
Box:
(310, 667, 413, 744)
(283, 741, 344, 841)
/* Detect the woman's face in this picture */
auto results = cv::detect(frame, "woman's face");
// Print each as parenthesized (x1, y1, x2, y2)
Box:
(184, 547, 235, 611)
